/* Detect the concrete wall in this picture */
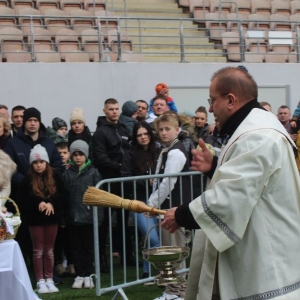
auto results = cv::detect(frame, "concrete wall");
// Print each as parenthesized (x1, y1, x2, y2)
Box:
(2, 62, 300, 130)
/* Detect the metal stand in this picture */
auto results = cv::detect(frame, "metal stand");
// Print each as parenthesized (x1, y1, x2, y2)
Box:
(112, 288, 129, 300)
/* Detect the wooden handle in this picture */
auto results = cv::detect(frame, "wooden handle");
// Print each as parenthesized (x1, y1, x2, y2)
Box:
(122, 199, 166, 215)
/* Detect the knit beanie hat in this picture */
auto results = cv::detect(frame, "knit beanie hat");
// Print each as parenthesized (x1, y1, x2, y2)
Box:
(70, 140, 89, 158)
(122, 101, 138, 117)
(23, 107, 41, 124)
(52, 117, 68, 131)
(29, 144, 49, 164)
(70, 108, 86, 124)
(155, 83, 169, 95)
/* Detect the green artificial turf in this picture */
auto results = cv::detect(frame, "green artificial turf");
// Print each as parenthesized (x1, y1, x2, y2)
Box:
(29, 258, 167, 300)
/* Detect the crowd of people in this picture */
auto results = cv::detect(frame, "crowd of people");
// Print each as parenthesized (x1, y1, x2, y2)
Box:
(1, 72, 300, 299)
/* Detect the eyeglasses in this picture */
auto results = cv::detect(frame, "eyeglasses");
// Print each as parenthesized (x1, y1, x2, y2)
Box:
(207, 93, 229, 106)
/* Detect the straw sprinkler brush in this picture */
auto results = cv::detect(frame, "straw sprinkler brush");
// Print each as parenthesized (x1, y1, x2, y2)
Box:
(83, 187, 166, 215)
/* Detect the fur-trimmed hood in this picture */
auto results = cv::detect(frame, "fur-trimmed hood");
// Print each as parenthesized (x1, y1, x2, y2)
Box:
(0, 150, 17, 190)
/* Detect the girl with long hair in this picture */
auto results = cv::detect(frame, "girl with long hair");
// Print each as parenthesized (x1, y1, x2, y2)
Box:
(18, 144, 66, 294)
(121, 121, 160, 278)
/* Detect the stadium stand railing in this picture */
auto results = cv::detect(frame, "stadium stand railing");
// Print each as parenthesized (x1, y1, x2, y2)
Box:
(0, 0, 299, 62)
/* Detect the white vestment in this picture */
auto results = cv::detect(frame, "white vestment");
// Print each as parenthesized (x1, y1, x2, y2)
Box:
(188, 108, 300, 300)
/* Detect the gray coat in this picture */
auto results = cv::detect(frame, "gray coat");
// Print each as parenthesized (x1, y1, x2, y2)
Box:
(62, 162, 103, 225)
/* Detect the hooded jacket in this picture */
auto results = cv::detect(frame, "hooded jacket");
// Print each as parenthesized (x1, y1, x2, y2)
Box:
(4, 123, 64, 185)
(46, 126, 68, 144)
(118, 101, 138, 136)
(62, 160, 103, 225)
(93, 116, 130, 178)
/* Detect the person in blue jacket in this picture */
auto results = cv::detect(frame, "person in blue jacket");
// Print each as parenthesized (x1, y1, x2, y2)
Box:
(148, 83, 178, 115)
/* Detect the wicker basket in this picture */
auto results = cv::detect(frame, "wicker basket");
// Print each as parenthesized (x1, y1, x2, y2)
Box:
(0, 215, 6, 243)
(4, 198, 21, 240)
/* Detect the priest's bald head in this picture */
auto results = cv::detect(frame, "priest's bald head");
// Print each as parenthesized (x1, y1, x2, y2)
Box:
(208, 67, 258, 127)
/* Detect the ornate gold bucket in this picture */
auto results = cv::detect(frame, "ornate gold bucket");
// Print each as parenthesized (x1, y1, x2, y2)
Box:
(142, 223, 190, 285)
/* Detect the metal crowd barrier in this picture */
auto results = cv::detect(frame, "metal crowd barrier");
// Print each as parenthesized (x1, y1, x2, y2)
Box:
(90, 171, 204, 298)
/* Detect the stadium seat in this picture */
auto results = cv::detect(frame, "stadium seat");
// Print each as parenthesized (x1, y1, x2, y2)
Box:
(27, 27, 61, 62)
(205, 12, 227, 41)
(221, 31, 242, 61)
(248, 14, 270, 32)
(189, 0, 210, 20)
(43, 8, 69, 37)
(81, 28, 103, 61)
(271, 1, 291, 17)
(0, 27, 31, 62)
(36, 0, 60, 14)
(245, 30, 268, 52)
(226, 13, 248, 32)
(231, 0, 251, 16)
(0, 0, 8, 7)
(69, 9, 94, 35)
(107, 29, 132, 52)
(16, 8, 43, 36)
(11, 0, 33, 11)
(270, 14, 291, 30)
(55, 28, 86, 60)
(268, 30, 293, 58)
(83, 0, 105, 12)
(290, 1, 300, 15)
(210, 0, 231, 15)
(221, 31, 239, 49)
(251, 0, 271, 17)
(60, 0, 83, 12)
(0, 7, 17, 28)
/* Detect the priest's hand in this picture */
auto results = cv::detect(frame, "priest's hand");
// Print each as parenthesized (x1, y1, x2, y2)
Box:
(191, 138, 214, 173)
(161, 207, 180, 233)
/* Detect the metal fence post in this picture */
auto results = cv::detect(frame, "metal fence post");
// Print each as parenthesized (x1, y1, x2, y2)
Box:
(29, 19, 36, 62)
(180, 22, 188, 63)
(98, 21, 103, 62)
(117, 22, 124, 62)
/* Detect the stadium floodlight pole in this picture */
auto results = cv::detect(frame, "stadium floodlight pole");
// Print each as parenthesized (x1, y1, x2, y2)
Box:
(29, 19, 36, 62)
(98, 21, 103, 62)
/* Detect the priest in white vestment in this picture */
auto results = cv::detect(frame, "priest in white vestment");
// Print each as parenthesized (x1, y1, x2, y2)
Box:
(161, 67, 300, 300)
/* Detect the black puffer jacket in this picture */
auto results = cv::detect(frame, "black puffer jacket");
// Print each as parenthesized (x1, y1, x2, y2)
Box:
(93, 116, 130, 179)
(62, 161, 103, 225)
(121, 145, 160, 200)
(18, 171, 67, 226)
(4, 123, 63, 185)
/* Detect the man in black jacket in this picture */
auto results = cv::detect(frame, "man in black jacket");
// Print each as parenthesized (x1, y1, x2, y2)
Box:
(5, 107, 64, 265)
(93, 98, 135, 271)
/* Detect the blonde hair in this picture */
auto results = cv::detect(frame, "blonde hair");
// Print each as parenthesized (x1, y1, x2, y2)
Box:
(0, 115, 11, 137)
(154, 113, 180, 131)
